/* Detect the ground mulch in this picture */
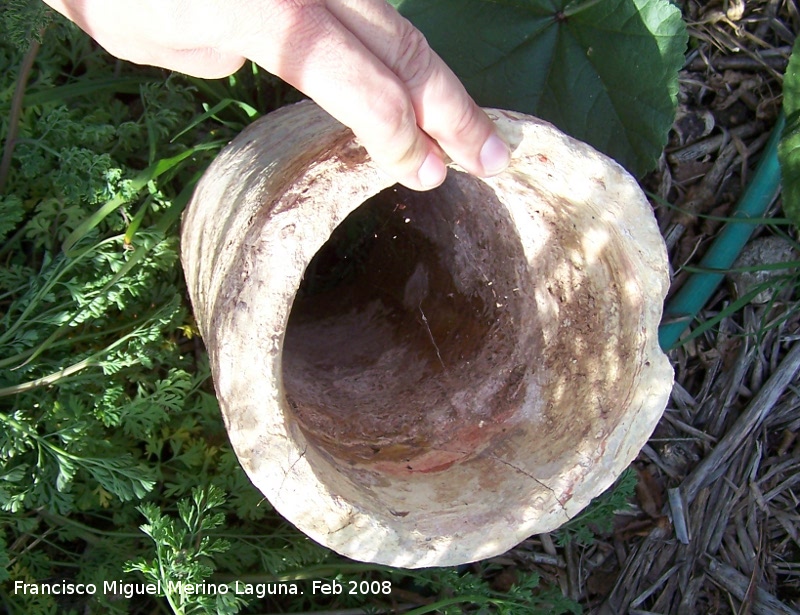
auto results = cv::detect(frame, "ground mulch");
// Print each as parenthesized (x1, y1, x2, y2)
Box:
(494, 2, 800, 613)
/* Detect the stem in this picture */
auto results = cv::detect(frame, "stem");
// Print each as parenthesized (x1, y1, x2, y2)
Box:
(0, 234, 122, 348)
(0, 221, 32, 261)
(0, 354, 100, 396)
(7, 526, 55, 568)
(0, 291, 177, 396)
(0, 32, 42, 194)
(37, 508, 143, 540)
(160, 547, 185, 615)
(0, 411, 91, 465)
(0, 317, 142, 369)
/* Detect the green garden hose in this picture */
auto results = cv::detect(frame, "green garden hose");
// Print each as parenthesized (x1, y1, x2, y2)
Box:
(658, 114, 785, 351)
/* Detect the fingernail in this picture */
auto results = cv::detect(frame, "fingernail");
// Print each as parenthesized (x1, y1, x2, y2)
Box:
(480, 133, 510, 176)
(417, 151, 447, 188)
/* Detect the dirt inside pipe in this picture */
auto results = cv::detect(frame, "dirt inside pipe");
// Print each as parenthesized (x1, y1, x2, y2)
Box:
(281, 172, 531, 473)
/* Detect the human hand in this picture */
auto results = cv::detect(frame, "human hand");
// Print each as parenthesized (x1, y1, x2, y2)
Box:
(41, 0, 510, 191)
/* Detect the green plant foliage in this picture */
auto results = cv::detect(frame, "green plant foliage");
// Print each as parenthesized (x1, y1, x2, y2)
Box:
(1, 6, 666, 614)
(125, 485, 248, 615)
(555, 468, 637, 546)
(1, 0, 52, 50)
(390, 0, 687, 176)
(394, 567, 582, 614)
(779, 37, 800, 228)
(0, 13, 263, 614)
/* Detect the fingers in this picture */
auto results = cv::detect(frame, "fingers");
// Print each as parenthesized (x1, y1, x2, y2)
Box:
(327, 0, 510, 179)
(43, 0, 510, 190)
(239, 2, 447, 190)
(240, 0, 508, 190)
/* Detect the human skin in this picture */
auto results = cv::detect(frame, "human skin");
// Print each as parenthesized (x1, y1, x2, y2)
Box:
(41, 0, 511, 191)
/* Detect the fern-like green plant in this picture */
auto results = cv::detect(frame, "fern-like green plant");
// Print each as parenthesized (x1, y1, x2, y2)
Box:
(0, 3, 680, 614)
(556, 468, 638, 546)
(125, 486, 247, 615)
(1, 0, 52, 50)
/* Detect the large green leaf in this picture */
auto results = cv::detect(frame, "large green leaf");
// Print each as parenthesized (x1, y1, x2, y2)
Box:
(391, 0, 687, 176)
(778, 38, 800, 229)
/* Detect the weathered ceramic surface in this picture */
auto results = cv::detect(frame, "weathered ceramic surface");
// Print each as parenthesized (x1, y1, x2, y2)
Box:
(181, 100, 674, 568)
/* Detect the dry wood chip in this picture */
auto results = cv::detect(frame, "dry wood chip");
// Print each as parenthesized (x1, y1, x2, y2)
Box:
(631, 564, 682, 609)
(539, 532, 556, 556)
(707, 557, 799, 615)
(763, 473, 800, 501)
(662, 410, 718, 442)
(681, 344, 800, 504)
(641, 443, 681, 480)
(652, 574, 682, 613)
(679, 574, 708, 612)
(771, 511, 800, 548)
(667, 488, 690, 544)
(735, 512, 758, 574)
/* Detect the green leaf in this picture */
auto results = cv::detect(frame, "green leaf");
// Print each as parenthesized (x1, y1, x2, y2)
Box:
(779, 37, 800, 229)
(1, 0, 52, 50)
(390, 0, 687, 176)
(79, 455, 156, 501)
(61, 143, 219, 256)
(0, 196, 24, 243)
(23, 76, 153, 107)
(556, 468, 637, 546)
(54, 454, 77, 492)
